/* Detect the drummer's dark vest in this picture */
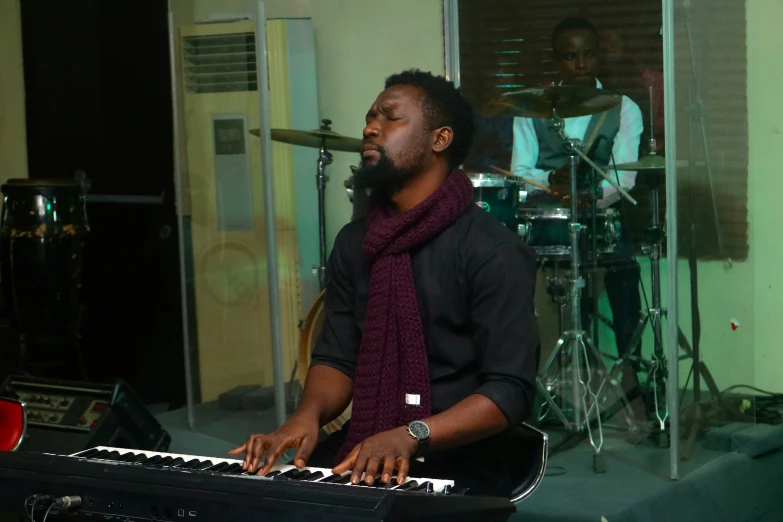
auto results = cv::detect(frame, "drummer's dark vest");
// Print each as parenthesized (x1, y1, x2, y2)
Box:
(532, 102, 622, 173)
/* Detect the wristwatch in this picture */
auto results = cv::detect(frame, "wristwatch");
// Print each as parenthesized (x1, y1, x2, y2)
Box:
(406, 420, 431, 457)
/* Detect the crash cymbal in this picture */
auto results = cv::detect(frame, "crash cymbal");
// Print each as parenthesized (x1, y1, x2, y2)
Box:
(614, 154, 666, 171)
(613, 155, 707, 171)
(249, 127, 362, 153)
(494, 85, 622, 119)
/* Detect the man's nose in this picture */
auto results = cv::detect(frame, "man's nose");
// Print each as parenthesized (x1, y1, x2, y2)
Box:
(363, 122, 380, 139)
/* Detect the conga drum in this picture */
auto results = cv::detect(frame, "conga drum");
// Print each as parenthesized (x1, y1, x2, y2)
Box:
(299, 290, 352, 434)
(0, 179, 89, 357)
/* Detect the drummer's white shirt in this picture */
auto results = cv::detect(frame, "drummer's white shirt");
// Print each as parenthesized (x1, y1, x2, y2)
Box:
(510, 78, 643, 208)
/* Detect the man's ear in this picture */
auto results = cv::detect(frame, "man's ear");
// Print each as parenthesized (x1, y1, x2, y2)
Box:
(432, 126, 453, 154)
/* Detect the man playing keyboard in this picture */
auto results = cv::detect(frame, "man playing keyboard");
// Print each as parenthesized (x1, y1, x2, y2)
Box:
(231, 70, 539, 497)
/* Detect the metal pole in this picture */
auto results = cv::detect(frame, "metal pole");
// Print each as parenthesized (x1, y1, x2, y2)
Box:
(255, 1, 286, 428)
(662, 0, 680, 481)
(443, 0, 461, 87)
(568, 152, 582, 428)
(167, 8, 196, 431)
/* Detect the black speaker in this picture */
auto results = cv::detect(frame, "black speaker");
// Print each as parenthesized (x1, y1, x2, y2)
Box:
(2, 375, 170, 455)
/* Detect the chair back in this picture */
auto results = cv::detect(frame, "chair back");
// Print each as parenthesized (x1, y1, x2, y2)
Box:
(508, 423, 548, 503)
(0, 398, 27, 452)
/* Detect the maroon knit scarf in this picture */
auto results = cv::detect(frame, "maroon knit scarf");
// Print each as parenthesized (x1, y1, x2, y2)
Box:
(336, 169, 475, 462)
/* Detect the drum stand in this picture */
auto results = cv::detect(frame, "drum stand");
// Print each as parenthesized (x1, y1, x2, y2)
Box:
(595, 165, 672, 446)
(535, 114, 639, 472)
(313, 120, 333, 291)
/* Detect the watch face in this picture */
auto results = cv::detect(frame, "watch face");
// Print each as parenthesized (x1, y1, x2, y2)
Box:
(409, 421, 430, 440)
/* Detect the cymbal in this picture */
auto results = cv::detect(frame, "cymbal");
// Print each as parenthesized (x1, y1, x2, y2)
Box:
(494, 85, 622, 119)
(613, 155, 707, 171)
(249, 127, 362, 153)
(613, 154, 666, 171)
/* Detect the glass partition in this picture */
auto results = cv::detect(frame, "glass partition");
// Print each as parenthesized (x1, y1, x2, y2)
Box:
(452, 0, 678, 479)
(166, 0, 316, 456)
(670, 0, 758, 479)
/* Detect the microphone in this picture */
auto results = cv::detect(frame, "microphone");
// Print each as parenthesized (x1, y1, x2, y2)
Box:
(54, 496, 82, 509)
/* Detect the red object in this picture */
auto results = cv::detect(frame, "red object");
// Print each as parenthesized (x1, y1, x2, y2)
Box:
(0, 398, 27, 452)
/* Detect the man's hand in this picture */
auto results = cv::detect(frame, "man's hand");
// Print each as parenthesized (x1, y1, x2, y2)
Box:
(333, 426, 418, 485)
(228, 413, 319, 475)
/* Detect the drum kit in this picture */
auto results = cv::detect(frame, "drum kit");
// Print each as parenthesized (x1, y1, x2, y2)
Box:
(251, 83, 675, 468)
(470, 84, 682, 469)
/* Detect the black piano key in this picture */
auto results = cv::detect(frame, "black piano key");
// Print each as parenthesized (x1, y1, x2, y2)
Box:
(221, 463, 243, 474)
(142, 456, 165, 465)
(319, 474, 343, 483)
(302, 471, 324, 481)
(91, 450, 111, 460)
(205, 462, 231, 473)
(451, 487, 470, 496)
(379, 479, 400, 489)
(336, 475, 353, 484)
(115, 452, 138, 462)
(179, 459, 202, 469)
(105, 451, 122, 460)
(153, 457, 175, 467)
(266, 470, 281, 477)
(76, 449, 100, 459)
(193, 461, 215, 470)
(397, 480, 419, 491)
(279, 469, 313, 480)
(441, 484, 452, 495)
(169, 458, 185, 467)
(132, 454, 149, 463)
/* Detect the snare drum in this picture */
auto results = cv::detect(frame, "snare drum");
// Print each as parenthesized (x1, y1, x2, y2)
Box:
(468, 173, 522, 231)
(516, 207, 621, 261)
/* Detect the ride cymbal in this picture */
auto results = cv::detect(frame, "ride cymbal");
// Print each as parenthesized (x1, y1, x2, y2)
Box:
(493, 85, 622, 119)
(249, 127, 362, 153)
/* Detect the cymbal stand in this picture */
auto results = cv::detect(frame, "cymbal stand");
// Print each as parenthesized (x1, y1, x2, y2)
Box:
(594, 155, 672, 446)
(535, 111, 637, 472)
(595, 90, 675, 446)
(313, 119, 332, 291)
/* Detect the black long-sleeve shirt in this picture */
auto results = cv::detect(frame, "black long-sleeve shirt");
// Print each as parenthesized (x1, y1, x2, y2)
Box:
(310, 205, 540, 426)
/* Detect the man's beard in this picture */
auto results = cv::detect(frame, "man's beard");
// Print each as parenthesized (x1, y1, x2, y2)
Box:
(353, 146, 421, 196)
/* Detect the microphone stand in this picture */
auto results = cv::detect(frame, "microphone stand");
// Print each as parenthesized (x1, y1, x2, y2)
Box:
(679, 6, 723, 461)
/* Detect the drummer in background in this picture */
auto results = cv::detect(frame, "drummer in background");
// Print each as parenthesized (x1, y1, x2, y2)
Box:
(510, 16, 648, 421)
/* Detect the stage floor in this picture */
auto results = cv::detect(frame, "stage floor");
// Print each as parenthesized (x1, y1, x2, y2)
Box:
(155, 403, 783, 522)
(513, 427, 783, 522)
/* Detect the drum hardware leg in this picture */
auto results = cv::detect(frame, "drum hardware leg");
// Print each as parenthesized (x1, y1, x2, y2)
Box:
(533, 148, 614, 470)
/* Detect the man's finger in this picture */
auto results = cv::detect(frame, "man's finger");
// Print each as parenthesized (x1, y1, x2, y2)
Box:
(380, 455, 396, 483)
(363, 455, 382, 485)
(332, 445, 360, 475)
(293, 435, 316, 468)
(396, 457, 410, 484)
(259, 441, 290, 476)
(240, 435, 259, 469)
(350, 450, 370, 484)
(247, 436, 269, 473)
(228, 443, 247, 455)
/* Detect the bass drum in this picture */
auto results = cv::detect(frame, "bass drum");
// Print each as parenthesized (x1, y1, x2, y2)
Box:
(298, 290, 352, 435)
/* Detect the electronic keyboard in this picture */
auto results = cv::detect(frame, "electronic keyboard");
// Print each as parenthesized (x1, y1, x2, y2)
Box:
(0, 446, 516, 521)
